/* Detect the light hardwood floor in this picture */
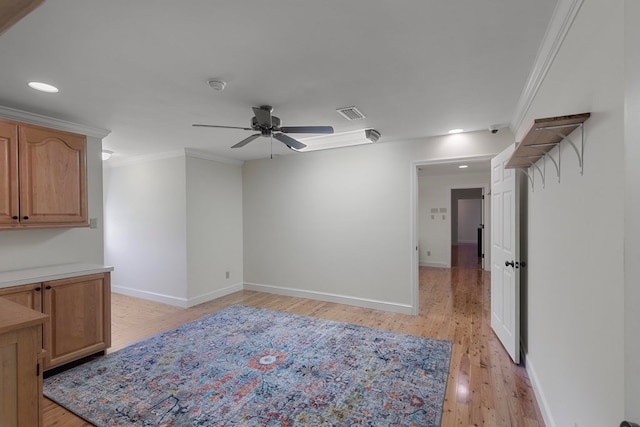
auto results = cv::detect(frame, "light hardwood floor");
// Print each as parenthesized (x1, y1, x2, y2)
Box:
(43, 245, 544, 426)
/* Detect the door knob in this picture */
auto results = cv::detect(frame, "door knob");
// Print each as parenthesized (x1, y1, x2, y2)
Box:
(505, 260, 514, 267)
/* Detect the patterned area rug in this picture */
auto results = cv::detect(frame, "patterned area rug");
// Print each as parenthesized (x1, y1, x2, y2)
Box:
(44, 305, 452, 426)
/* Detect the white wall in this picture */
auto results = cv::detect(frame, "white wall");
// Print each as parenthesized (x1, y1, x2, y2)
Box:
(104, 152, 245, 308)
(418, 173, 490, 268)
(242, 130, 512, 313)
(186, 155, 243, 304)
(518, 1, 625, 425)
(458, 199, 481, 243)
(0, 135, 105, 271)
(104, 155, 188, 304)
(624, 0, 640, 422)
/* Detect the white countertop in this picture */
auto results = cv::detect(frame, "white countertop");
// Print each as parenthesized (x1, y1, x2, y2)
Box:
(0, 263, 114, 289)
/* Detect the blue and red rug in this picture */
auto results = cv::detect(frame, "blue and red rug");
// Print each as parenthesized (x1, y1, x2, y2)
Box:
(44, 305, 452, 426)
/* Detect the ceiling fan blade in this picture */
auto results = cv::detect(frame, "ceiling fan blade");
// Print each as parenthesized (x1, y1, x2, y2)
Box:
(231, 134, 261, 148)
(252, 106, 272, 127)
(193, 124, 253, 131)
(280, 126, 334, 134)
(274, 133, 306, 150)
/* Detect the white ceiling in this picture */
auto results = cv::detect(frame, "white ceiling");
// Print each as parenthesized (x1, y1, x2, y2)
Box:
(0, 0, 557, 163)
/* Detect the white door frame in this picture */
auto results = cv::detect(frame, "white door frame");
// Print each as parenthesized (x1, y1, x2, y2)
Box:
(410, 154, 494, 315)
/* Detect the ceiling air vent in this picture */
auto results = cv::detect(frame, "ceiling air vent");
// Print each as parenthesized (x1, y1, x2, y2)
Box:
(336, 106, 366, 121)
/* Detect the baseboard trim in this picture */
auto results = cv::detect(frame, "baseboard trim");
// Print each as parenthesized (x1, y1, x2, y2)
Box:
(524, 355, 556, 427)
(112, 285, 188, 308)
(419, 261, 449, 268)
(243, 282, 414, 315)
(113, 282, 413, 314)
(186, 283, 244, 308)
(112, 283, 245, 308)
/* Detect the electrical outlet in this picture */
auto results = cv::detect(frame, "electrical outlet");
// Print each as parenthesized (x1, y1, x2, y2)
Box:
(225, 271, 230, 279)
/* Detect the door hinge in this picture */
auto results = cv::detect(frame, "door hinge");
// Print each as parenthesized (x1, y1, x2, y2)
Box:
(36, 363, 40, 376)
(481, 253, 485, 259)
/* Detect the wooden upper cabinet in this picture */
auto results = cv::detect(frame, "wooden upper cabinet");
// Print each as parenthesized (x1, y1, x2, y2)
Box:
(0, 119, 88, 229)
(0, 120, 19, 225)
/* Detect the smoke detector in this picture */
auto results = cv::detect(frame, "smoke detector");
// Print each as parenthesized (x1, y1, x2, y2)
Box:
(207, 79, 226, 91)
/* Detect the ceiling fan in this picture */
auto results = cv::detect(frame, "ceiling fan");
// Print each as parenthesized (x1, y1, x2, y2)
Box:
(193, 105, 334, 150)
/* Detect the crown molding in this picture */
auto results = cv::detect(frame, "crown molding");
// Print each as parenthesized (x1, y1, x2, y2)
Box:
(510, 0, 585, 137)
(184, 148, 244, 166)
(0, 105, 111, 138)
(105, 148, 244, 169)
(104, 150, 185, 169)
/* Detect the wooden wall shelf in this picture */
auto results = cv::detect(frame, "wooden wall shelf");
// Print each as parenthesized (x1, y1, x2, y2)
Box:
(506, 113, 590, 189)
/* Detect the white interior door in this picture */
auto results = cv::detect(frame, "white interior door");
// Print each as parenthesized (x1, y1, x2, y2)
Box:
(491, 145, 520, 364)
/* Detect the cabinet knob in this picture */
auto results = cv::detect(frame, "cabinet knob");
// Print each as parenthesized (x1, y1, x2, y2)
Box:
(35, 287, 41, 291)
(45, 285, 52, 290)
(23, 216, 29, 220)
(12, 216, 18, 220)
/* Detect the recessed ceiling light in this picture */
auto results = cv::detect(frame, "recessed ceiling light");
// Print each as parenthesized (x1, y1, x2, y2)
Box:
(458, 165, 469, 169)
(28, 81, 59, 93)
(448, 129, 464, 134)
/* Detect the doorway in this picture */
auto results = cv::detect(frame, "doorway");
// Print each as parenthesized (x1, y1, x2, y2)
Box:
(451, 188, 484, 269)
(411, 156, 493, 314)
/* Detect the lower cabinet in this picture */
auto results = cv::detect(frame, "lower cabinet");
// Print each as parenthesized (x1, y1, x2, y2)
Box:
(0, 283, 42, 311)
(0, 272, 111, 370)
(43, 273, 111, 369)
(0, 298, 47, 427)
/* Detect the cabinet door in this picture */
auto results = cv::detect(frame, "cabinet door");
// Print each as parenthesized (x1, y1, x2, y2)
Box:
(18, 124, 87, 226)
(0, 283, 43, 312)
(43, 273, 111, 369)
(0, 325, 42, 427)
(0, 120, 19, 226)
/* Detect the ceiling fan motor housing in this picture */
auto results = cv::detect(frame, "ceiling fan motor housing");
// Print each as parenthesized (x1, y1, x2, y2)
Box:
(252, 115, 281, 131)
